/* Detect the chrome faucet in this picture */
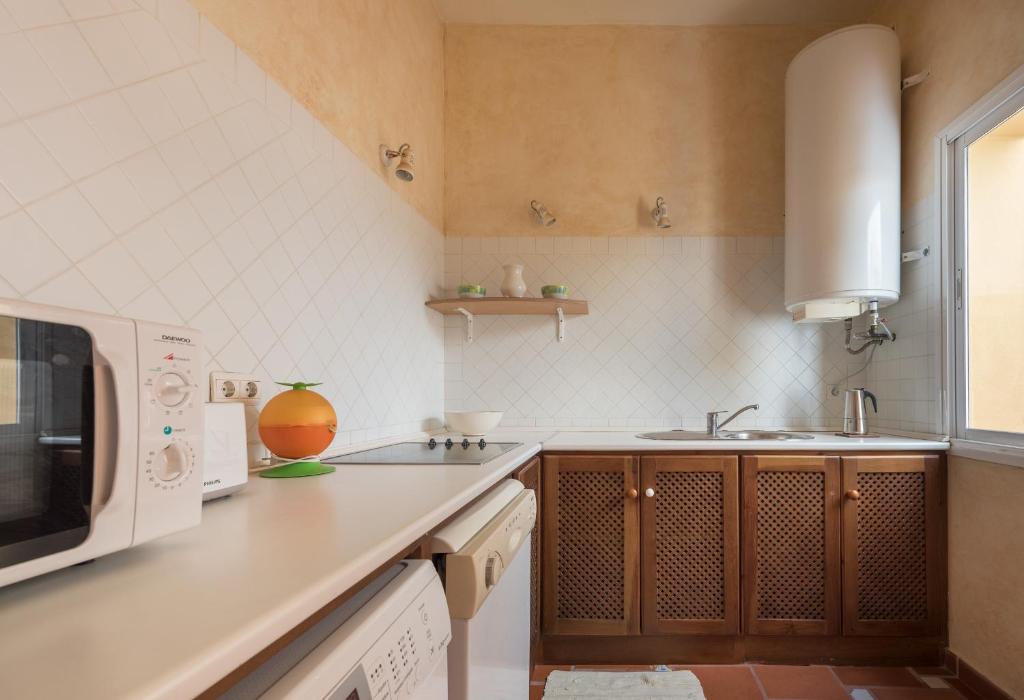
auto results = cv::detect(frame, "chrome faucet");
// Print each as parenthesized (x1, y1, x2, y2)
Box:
(706, 404, 759, 436)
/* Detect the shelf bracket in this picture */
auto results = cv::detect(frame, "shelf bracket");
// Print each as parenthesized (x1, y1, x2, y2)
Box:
(556, 306, 565, 342)
(455, 307, 474, 344)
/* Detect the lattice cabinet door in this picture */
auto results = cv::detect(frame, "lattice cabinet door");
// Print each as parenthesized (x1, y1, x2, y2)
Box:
(542, 454, 640, 635)
(513, 456, 542, 663)
(742, 456, 842, 635)
(640, 456, 740, 635)
(841, 455, 946, 636)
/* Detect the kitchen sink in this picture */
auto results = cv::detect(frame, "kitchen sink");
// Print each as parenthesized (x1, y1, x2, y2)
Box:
(637, 430, 813, 441)
(719, 430, 813, 440)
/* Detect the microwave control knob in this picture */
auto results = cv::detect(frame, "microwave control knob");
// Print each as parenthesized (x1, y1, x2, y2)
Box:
(156, 441, 190, 481)
(155, 372, 191, 407)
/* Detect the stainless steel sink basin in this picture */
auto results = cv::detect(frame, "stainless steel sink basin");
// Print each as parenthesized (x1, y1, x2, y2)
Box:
(637, 430, 813, 441)
(720, 430, 813, 441)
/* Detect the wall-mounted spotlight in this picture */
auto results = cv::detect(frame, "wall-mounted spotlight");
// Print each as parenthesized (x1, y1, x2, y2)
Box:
(650, 196, 672, 229)
(379, 143, 415, 181)
(530, 200, 556, 227)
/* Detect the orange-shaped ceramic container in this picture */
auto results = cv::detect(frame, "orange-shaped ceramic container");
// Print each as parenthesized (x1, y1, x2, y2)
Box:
(258, 382, 338, 459)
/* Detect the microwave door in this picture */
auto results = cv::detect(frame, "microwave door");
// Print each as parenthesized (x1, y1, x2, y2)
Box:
(0, 316, 94, 568)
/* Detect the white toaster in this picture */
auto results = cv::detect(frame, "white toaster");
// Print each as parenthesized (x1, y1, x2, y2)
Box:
(202, 402, 249, 501)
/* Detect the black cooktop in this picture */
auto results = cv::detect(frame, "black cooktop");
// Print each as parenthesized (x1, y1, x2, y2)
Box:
(322, 439, 522, 465)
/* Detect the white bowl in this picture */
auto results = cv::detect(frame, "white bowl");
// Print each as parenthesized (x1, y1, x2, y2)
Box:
(444, 410, 503, 437)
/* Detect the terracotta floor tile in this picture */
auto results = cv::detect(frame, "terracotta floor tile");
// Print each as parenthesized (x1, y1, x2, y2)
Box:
(870, 689, 965, 700)
(753, 664, 849, 700)
(531, 665, 571, 683)
(572, 664, 656, 671)
(833, 667, 924, 687)
(679, 665, 764, 700)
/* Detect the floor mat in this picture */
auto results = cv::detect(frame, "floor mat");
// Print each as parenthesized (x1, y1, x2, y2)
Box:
(542, 669, 706, 699)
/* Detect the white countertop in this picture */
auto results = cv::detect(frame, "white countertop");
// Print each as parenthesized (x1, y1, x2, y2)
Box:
(539, 430, 950, 451)
(0, 428, 947, 699)
(0, 441, 540, 700)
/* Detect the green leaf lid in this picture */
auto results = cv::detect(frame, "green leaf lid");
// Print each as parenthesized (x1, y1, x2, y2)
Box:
(275, 381, 323, 391)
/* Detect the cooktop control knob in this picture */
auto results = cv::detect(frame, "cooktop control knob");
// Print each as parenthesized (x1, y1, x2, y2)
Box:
(461, 438, 470, 449)
(154, 371, 191, 407)
(155, 441, 190, 481)
(444, 438, 453, 449)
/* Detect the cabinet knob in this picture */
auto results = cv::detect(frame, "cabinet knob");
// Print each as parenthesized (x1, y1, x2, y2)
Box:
(627, 488, 638, 499)
(645, 488, 655, 498)
(845, 489, 861, 500)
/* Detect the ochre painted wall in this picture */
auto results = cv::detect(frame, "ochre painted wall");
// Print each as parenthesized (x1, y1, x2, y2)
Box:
(874, 0, 1024, 207)
(947, 457, 1024, 699)
(189, 0, 445, 230)
(444, 24, 837, 237)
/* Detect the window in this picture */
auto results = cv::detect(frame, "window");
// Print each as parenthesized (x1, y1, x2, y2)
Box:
(952, 88, 1024, 449)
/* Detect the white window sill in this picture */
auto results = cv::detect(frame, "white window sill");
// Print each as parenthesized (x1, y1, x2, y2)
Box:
(950, 438, 1024, 469)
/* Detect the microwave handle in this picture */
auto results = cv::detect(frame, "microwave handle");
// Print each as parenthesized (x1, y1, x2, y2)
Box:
(90, 350, 122, 511)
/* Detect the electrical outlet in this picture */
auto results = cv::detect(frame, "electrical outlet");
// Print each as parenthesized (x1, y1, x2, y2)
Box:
(210, 372, 262, 403)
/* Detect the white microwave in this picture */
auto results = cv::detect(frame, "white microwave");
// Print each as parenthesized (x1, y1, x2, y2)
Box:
(0, 299, 203, 587)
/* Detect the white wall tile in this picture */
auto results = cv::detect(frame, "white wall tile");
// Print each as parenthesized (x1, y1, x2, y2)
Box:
(26, 185, 112, 260)
(1, 0, 69, 30)
(120, 9, 181, 75)
(120, 146, 181, 210)
(27, 22, 111, 100)
(0, 3, 16, 34)
(156, 131, 209, 191)
(121, 79, 183, 142)
(0, 184, 15, 217)
(0, 32, 69, 115)
(78, 14, 149, 85)
(155, 0, 196, 49)
(0, 210, 71, 292)
(157, 197, 209, 255)
(187, 118, 234, 173)
(27, 104, 111, 179)
(77, 164, 149, 232)
(78, 91, 150, 161)
(157, 68, 208, 128)
(121, 216, 182, 279)
(157, 261, 209, 318)
(27, 267, 111, 312)
(59, 0, 118, 21)
(234, 49, 264, 103)
(198, 16, 233, 78)
(0, 121, 69, 203)
(78, 240, 151, 307)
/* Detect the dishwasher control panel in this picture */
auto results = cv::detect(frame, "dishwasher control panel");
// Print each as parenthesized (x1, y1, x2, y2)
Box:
(441, 489, 536, 619)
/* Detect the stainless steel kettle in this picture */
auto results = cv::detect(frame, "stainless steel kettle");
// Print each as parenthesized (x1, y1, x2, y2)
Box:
(843, 388, 878, 436)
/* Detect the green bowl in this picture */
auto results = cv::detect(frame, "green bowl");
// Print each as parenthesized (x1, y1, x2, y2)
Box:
(541, 284, 569, 299)
(458, 284, 486, 298)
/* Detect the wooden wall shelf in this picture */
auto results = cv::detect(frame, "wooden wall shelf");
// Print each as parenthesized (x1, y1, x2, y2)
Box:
(424, 297, 588, 343)
(425, 297, 588, 316)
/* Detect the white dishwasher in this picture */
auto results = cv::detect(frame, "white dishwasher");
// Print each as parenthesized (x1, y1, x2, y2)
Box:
(223, 560, 451, 699)
(430, 480, 536, 700)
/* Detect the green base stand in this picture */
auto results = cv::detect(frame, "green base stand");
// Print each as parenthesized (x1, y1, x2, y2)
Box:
(258, 460, 336, 478)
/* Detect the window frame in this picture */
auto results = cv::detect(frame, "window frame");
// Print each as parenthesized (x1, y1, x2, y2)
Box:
(942, 66, 1024, 463)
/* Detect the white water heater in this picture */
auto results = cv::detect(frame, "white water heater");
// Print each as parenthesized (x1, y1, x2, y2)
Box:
(784, 25, 901, 322)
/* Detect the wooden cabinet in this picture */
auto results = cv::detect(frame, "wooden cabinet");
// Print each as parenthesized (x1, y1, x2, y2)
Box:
(640, 455, 740, 635)
(542, 454, 640, 635)
(741, 455, 842, 635)
(841, 455, 946, 636)
(539, 450, 947, 664)
(512, 456, 542, 661)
